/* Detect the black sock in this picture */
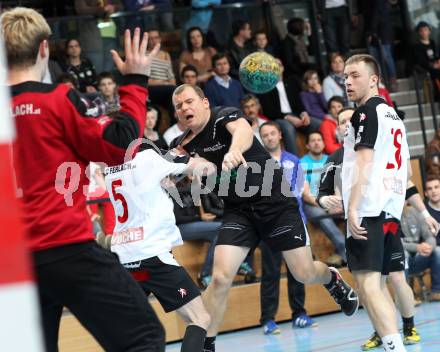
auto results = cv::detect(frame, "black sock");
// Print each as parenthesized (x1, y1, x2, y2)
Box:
(203, 336, 216, 352)
(324, 270, 338, 290)
(402, 316, 414, 333)
(181, 325, 207, 352)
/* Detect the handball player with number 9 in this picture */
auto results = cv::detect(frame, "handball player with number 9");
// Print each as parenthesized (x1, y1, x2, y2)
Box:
(2, 7, 166, 352)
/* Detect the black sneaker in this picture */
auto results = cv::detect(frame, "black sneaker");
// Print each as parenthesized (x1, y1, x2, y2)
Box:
(327, 267, 359, 316)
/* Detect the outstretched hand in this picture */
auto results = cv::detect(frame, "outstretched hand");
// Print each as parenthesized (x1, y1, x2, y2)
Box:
(111, 28, 160, 76)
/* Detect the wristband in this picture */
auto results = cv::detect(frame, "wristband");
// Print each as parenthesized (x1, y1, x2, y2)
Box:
(421, 209, 430, 218)
(405, 186, 418, 200)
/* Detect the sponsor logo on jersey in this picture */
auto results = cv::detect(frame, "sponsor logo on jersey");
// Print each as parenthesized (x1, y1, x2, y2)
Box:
(359, 112, 367, 121)
(282, 160, 295, 169)
(383, 177, 403, 195)
(203, 141, 227, 153)
(112, 227, 144, 245)
(11, 104, 41, 117)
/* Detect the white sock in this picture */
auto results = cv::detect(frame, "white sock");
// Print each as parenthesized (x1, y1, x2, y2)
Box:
(382, 333, 406, 351)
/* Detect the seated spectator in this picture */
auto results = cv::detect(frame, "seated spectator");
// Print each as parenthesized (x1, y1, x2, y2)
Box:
(204, 53, 244, 108)
(163, 113, 188, 146)
(320, 96, 344, 154)
(58, 73, 78, 90)
(257, 58, 319, 154)
(42, 59, 63, 84)
(281, 17, 314, 80)
(61, 38, 98, 93)
(424, 175, 440, 246)
(413, 21, 440, 95)
(425, 130, 440, 175)
(226, 20, 253, 79)
(323, 53, 348, 105)
(240, 94, 269, 144)
(300, 70, 328, 121)
(94, 72, 120, 115)
(300, 132, 346, 267)
(258, 122, 316, 334)
(316, 0, 357, 57)
(401, 204, 440, 302)
(179, 27, 217, 84)
(172, 177, 220, 289)
(252, 30, 276, 56)
(143, 106, 168, 150)
(147, 29, 176, 122)
(180, 65, 199, 86)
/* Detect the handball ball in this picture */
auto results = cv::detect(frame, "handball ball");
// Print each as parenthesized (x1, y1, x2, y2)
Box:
(239, 52, 281, 94)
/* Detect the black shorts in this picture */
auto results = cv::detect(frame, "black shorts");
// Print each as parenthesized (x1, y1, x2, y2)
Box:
(217, 192, 309, 252)
(346, 212, 405, 275)
(124, 253, 200, 313)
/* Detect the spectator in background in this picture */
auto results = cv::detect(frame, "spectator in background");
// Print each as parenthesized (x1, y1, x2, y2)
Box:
(424, 175, 440, 246)
(240, 94, 269, 144)
(94, 72, 120, 115)
(281, 17, 314, 80)
(364, 0, 397, 91)
(204, 53, 244, 108)
(323, 53, 348, 105)
(42, 60, 63, 84)
(58, 73, 78, 90)
(226, 20, 252, 79)
(163, 112, 188, 145)
(147, 29, 176, 122)
(413, 21, 440, 95)
(181, 65, 199, 86)
(143, 106, 168, 150)
(320, 96, 344, 154)
(257, 58, 318, 154)
(258, 121, 317, 334)
(62, 38, 98, 93)
(123, 0, 174, 31)
(301, 132, 346, 267)
(401, 202, 440, 302)
(253, 30, 276, 56)
(426, 130, 440, 176)
(179, 27, 217, 84)
(75, 0, 120, 74)
(316, 0, 358, 57)
(300, 70, 328, 122)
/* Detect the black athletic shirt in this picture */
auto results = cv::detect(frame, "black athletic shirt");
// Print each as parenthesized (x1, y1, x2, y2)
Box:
(171, 106, 285, 203)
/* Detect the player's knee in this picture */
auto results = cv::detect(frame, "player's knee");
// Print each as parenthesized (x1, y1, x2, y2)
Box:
(191, 310, 211, 330)
(292, 266, 316, 284)
(389, 271, 407, 289)
(211, 270, 235, 290)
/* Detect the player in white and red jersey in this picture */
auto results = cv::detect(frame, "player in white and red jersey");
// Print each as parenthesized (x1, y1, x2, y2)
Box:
(104, 145, 213, 352)
(342, 54, 410, 352)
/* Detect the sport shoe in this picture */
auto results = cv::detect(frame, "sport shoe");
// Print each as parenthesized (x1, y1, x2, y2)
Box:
(293, 314, 318, 328)
(197, 275, 212, 289)
(263, 320, 280, 335)
(326, 267, 359, 316)
(427, 291, 440, 302)
(403, 327, 421, 345)
(361, 332, 382, 350)
(238, 262, 257, 283)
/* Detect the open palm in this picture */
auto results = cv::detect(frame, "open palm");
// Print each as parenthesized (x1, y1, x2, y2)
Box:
(111, 28, 160, 76)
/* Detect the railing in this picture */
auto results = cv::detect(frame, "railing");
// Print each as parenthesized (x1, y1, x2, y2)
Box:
(413, 66, 438, 149)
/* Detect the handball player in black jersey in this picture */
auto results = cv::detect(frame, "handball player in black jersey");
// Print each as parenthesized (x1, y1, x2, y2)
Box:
(170, 84, 359, 351)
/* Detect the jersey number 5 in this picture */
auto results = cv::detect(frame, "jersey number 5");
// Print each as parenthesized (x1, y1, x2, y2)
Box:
(386, 128, 402, 170)
(111, 179, 128, 223)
